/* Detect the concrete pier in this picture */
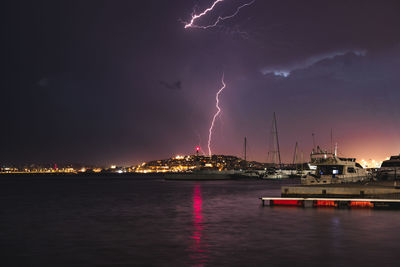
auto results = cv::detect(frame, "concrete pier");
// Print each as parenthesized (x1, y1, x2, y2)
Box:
(281, 181, 400, 199)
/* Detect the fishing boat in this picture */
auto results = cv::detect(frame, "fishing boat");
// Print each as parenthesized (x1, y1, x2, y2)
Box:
(301, 146, 368, 185)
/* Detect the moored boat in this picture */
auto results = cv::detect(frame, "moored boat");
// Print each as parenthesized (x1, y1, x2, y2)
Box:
(376, 155, 400, 180)
(262, 168, 290, 179)
(301, 146, 368, 185)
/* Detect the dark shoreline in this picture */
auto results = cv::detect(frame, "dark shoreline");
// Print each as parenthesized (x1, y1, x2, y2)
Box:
(0, 172, 163, 180)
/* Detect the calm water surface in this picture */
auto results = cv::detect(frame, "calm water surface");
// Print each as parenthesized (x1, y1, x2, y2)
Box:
(0, 176, 399, 266)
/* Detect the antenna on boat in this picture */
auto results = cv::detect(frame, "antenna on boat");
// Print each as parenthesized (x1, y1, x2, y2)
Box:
(334, 143, 338, 156)
(330, 128, 333, 154)
(312, 133, 316, 153)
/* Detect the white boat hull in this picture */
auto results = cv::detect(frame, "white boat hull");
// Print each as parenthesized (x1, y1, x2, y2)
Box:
(301, 174, 368, 185)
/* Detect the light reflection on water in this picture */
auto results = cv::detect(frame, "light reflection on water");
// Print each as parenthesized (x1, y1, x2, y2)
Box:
(190, 184, 208, 266)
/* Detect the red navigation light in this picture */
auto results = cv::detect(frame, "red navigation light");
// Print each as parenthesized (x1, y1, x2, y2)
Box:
(196, 146, 200, 151)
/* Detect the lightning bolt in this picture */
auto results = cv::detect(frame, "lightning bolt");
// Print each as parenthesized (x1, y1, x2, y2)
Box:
(184, 0, 256, 29)
(208, 73, 226, 156)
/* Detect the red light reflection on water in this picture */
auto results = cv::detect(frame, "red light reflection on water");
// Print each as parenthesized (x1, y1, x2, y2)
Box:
(190, 184, 208, 266)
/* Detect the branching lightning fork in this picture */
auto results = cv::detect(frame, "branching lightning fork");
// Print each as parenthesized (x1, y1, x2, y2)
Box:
(184, 0, 256, 29)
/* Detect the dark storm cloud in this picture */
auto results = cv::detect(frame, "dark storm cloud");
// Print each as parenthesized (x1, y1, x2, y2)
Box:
(159, 80, 182, 91)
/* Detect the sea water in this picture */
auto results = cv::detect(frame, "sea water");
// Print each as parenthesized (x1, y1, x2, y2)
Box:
(0, 176, 399, 266)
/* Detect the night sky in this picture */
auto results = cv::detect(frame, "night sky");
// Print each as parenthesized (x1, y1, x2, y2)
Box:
(2, 0, 400, 166)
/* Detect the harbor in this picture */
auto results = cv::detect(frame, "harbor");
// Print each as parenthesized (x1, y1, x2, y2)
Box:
(259, 135, 400, 208)
(260, 159, 400, 209)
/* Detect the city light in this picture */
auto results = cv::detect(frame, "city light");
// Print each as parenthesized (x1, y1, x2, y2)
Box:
(360, 159, 383, 168)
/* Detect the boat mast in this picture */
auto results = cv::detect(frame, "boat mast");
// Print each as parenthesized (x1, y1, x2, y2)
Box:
(292, 141, 298, 165)
(273, 112, 282, 167)
(244, 136, 247, 162)
(301, 150, 304, 173)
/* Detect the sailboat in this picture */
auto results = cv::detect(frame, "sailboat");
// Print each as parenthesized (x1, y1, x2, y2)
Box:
(230, 137, 266, 179)
(288, 142, 311, 178)
(263, 112, 290, 179)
